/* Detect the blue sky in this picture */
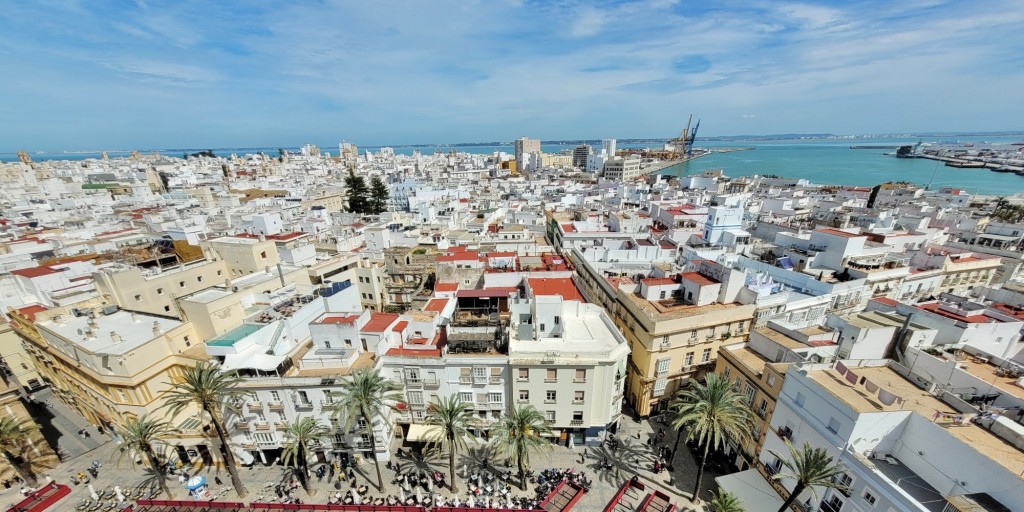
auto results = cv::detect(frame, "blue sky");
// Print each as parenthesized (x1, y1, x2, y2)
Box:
(1, 0, 1022, 150)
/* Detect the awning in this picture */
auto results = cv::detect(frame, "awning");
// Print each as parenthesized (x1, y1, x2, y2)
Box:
(405, 424, 432, 443)
(715, 469, 784, 512)
(221, 351, 285, 372)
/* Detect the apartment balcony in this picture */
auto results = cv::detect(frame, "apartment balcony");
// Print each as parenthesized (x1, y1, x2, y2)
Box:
(267, 401, 285, 411)
(234, 421, 250, 430)
(241, 441, 258, 450)
(569, 420, 584, 427)
(831, 477, 852, 497)
(517, 399, 529, 404)
(474, 402, 488, 410)
(573, 378, 586, 383)
(275, 422, 288, 431)
(423, 378, 440, 389)
(295, 400, 315, 411)
(572, 399, 584, 405)
(489, 376, 502, 384)
(247, 401, 263, 411)
(254, 421, 271, 431)
(405, 379, 423, 389)
(776, 426, 793, 441)
(544, 419, 556, 425)
(459, 376, 473, 384)
(489, 402, 504, 410)
(819, 500, 842, 512)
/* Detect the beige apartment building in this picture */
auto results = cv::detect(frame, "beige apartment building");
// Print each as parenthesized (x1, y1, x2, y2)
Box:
(7, 302, 222, 465)
(93, 258, 228, 318)
(0, 376, 56, 482)
(615, 272, 755, 417)
(0, 320, 44, 391)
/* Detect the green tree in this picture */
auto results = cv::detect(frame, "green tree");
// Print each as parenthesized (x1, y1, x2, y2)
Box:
(670, 373, 752, 503)
(281, 416, 329, 496)
(0, 417, 40, 485)
(163, 361, 248, 497)
(323, 369, 404, 490)
(708, 489, 745, 512)
(769, 441, 848, 512)
(115, 416, 174, 498)
(424, 394, 477, 493)
(492, 404, 550, 489)
(369, 175, 389, 214)
(344, 170, 369, 214)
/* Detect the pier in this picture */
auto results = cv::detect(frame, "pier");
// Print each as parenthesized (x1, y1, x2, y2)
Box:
(638, 147, 754, 176)
(913, 153, 1024, 175)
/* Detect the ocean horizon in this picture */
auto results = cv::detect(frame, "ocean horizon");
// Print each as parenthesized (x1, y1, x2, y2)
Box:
(3, 135, 1023, 195)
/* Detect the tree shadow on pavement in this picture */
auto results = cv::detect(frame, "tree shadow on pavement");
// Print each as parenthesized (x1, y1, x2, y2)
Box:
(586, 437, 653, 487)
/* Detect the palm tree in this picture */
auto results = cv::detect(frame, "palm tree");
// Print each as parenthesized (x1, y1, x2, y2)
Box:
(670, 373, 752, 503)
(115, 416, 174, 498)
(768, 441, 848, 512)
(281, 416, 329, 496)
(163, 361, 249, 497)
(491, 404, 550, 489)
(0, 417, 38, 485)
(423, 394, 477, 493)
(709, 489, 744, 512)
(324, 369, 404, 491)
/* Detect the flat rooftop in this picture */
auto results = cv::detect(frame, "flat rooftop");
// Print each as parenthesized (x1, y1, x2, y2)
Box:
(37, 310, 181, 355)
(809, 364, 1024, 476)
(622, 291, 741, 320)
(725, 345, 791, 376)
(752, 326, 807, 350)
(954, 357, 1024, 402)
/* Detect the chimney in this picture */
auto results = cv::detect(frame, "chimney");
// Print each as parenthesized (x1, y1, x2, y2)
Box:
(110, 331, 122, 344)
(152, 321, 162, 337)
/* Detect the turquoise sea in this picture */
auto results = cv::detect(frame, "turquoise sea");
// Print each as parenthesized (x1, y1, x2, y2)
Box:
(3, 135, 1023, 195)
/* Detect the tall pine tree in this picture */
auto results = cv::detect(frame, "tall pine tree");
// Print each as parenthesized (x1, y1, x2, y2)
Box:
(370, 175, 389, 214)
(344, 170, 369, 214)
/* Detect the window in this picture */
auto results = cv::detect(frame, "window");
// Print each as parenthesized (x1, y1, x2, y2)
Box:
(656, 357, 670, 376)
(574, 368, 586, 382)
(654, 378, 667, 395)
(344, 339, 352, 347)
(554, 316, 560, 325)
(179, 280, 186, 288)
(572, 411, 583, 421)
(134, 294, 142, 301)
(518, 368, 529, 381)
(827, 417, 841, 435)
(723, 366, 731, 380)
(825, 495, 844, 511)
(574, 391, 584, 403)
(836, 473, 853, 488)
(157, 288, 163, 295)
(546, 369, 557, 382)
(472, 367, 487, 380)
(545, 390, 556, 403)
(324, 341, 331, 349)
(744, 383, 755, 405)
(518, 390, 529, 402)
(459, 392, 473, 403)
(488, 392, 502, 403)
(701, 348, 711, 362)
(413, 411, 425, 421)
(407, 391, 424, 405)
(270, 391, 280, 401)
(684, 352, 694, 366)
(862, 489, 876, 506)
(164, 305, 171, 312)
(767, 374, 777, 387)
(297, 391, 310, 404)
(545, 410, 556, 421)
(217, 270, 223, 276)
(197, 276, 203, 283)
(260, 251, 267, 259)
(758, 398, 768, 417)
(795, 392, 806, 408)
(540, 323, 545, 331)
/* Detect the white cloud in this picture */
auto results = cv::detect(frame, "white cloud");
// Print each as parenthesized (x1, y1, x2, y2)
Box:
(569, 7, 608, 38)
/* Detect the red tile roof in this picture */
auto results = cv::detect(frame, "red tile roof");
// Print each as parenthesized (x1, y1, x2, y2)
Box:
(456, 288, 517, 298)
(425, 298, 451, 313)
(16, 305, 48, 321)
(436, 252, 480, 262)
(917, 303, 993, 324)
(392, 321, 408, 333)
(362, 312, 400, 333)
(318, 314, 360, 325)
(10, 266, 59, 278)
(642, 277, 676, 286)
(681, 272, 718, 286)
(816, 228, 863, 238)
(561, 223, 577, 233)
(528, 278, 584, 302)
(435, 282, 459, 292)
(872, 297, 898, 306)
